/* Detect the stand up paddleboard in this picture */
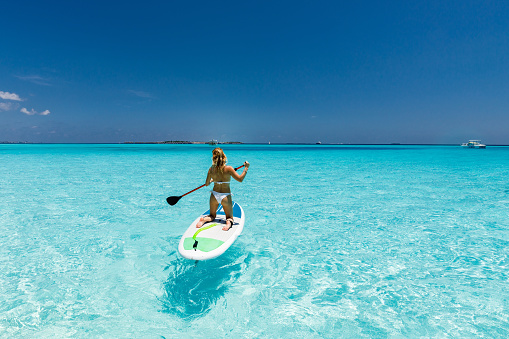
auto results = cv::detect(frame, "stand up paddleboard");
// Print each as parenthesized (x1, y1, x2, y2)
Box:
(178, 202, 245, 260)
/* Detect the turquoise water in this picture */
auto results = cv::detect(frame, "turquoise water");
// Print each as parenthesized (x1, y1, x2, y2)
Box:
(1, 144, 508, 337)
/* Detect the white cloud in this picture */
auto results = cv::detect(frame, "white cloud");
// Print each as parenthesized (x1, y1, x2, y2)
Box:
(128, 90, 154, 98)
(21, 107, 37, 115)
(21, 107, 51, 116)
(0, 102, 13, 111)
(15, 75, 52, 86)
(0, 91, 22, 101)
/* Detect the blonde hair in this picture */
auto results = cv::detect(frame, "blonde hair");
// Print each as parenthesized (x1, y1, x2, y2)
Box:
(212, 147, 227, 172)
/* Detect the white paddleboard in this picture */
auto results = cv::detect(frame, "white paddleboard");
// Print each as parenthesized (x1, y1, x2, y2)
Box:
(178, 201, 245, 260)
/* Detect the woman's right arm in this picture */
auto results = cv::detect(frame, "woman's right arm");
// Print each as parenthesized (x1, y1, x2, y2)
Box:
(229, 161, 250, 182)
(205, 167, 213, 186)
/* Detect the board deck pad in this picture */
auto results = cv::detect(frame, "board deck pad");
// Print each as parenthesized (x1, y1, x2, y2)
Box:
(178, 202, 245, 260)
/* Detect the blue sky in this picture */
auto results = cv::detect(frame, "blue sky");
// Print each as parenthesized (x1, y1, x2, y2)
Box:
(1, 0, 508, 144)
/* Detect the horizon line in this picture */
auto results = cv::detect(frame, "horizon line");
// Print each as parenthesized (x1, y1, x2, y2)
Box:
(2, 142, 508, 146)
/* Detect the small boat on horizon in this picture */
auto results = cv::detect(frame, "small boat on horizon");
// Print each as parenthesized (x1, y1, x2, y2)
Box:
(461, 140, 486, 149)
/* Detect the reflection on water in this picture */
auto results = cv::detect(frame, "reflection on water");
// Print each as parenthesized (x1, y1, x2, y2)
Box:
(160, 251, 250, 320)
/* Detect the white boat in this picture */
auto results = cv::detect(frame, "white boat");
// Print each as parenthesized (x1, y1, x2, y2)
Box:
(461, 140, 486, 148)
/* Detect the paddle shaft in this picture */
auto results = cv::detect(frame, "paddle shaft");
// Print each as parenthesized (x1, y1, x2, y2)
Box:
(178, 164, 245, 198)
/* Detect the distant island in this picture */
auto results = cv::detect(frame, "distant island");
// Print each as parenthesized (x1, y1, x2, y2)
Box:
(123, 140, 243, 145)
(0, 141, 34, 144)
(0, 141, 243, 144)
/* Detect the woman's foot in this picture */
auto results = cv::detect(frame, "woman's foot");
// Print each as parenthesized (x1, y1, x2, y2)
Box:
(196, 216, 213, 228)
(222, 218, 234, 231)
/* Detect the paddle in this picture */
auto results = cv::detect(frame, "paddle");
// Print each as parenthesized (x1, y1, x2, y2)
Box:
(166, 164, 245, 206)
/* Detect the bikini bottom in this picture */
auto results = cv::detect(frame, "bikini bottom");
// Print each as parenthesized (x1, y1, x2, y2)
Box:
(211, 190, 231, 204)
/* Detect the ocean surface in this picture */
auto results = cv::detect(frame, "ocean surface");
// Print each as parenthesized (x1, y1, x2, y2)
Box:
(1, 144, 508, 338)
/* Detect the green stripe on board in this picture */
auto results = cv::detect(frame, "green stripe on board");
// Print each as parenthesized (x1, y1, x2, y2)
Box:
(183, 237, 225, 252)
(193, 223, 219, 240)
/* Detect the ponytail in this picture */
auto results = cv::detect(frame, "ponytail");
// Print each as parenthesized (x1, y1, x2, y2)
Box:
(212, 147, 227, 172)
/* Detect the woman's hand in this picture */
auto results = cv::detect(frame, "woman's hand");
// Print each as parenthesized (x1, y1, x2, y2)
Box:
(244, 161, 250, 169)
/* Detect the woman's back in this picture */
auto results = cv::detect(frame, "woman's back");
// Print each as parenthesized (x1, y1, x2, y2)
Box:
(210, 165, 231, 193)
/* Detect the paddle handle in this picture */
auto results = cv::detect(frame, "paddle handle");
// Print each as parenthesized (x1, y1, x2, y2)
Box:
(180, 164, 245, 198)
(181, 183, 206, 198)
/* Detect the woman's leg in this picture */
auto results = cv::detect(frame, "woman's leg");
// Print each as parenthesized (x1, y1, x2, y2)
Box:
(221, 195, 234, 231)
(196, 193, 219, 228)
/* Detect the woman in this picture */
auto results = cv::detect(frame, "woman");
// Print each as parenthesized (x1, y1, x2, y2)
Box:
(196, 147, 250, 231)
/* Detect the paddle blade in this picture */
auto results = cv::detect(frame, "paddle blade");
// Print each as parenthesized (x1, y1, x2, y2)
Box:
(166, 196, 181, 206)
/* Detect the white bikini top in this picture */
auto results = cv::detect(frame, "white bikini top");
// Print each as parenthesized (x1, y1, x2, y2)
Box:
(213, 181, 230, 185)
